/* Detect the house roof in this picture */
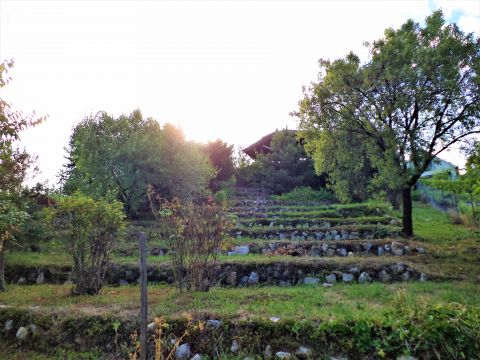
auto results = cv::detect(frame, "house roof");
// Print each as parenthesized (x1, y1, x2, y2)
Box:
(243, 130, 297, 159)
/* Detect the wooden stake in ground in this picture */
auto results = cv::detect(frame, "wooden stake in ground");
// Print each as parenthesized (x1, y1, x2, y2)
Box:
(139, 232, 148, 360)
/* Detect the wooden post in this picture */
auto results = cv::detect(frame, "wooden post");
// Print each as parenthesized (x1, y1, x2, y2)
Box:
(139, 232, 148, 360)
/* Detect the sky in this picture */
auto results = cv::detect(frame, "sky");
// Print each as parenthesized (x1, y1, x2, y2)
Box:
(0, 0, 479, 185)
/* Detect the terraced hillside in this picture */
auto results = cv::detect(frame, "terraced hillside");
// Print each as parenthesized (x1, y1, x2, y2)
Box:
(223, 187, 428, 286)
(1, 187, 479, 359)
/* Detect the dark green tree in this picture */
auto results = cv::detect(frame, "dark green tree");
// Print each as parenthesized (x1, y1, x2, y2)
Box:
(203, 139, 235, 191)
(254, 130, 325, 194)
(62, 111, 215, 217)
(295, 11, 480, 235)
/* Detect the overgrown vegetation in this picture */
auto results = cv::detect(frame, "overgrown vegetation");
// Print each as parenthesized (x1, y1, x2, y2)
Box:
(272, 186, 336, 203)
(150, 194, 234, 291)
(50, 194, 125, 295)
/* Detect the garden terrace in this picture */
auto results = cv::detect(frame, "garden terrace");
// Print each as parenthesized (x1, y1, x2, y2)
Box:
(236, 215, 397, 227)
(227, 238, 425, 258)
(230, 224, 400, 240)
(5, 257, 428, 287)
(1, 282, 479, 359)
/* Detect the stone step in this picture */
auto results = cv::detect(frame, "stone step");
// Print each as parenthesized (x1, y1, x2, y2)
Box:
(237, 216, 399, 228)
(6, 259, 429, 287)
(231, 224, 400, 240)
(227, 239, 424, 257)
(234, 206, 389, 219)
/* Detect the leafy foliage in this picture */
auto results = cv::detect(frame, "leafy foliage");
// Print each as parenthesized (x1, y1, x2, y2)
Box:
(237, 130, 325, 194)
(149, 193, 234, 292)
(51, 194, 125, 295)
(295, 11, 480, 235)
(203, 139, 235, 192)
(62, 111, 215, 218)
(272, 186, 336, 203)
(0, 60, 44, 291)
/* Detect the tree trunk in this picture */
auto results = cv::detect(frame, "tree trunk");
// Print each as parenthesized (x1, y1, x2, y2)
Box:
(0, 251, 5, 291)
(402, 187, 414, 237)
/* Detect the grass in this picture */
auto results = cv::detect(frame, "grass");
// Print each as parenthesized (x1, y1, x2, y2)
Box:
(1, 282, 479, 321)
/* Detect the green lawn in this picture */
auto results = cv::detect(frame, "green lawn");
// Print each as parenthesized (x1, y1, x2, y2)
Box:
(1, 282, 478, 321)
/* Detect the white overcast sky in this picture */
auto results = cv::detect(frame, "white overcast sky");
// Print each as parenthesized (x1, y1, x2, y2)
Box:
(0, 0, 479, 185)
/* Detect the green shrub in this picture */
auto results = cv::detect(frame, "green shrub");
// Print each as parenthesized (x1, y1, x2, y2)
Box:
(272, 187, 336, 202)
(213, 190, 228, 205)
(51, 194, 125, 295)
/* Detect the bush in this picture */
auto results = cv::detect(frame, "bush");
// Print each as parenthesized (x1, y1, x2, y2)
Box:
(51, 194, 125, 295)
(150, 195, 234, 292)
(272, 187, 336, 203)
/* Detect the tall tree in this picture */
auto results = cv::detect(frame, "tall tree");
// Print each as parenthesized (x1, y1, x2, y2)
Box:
(254, 130, 325, 194)
(203, 139, 235, 191)
(0, 60, 44, 290)
(295, 11, 480, 236)
(62, 111, 215, 217)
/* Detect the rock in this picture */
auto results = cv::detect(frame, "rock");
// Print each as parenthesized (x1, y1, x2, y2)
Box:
(17, 277, 26, 285)
(35, 272, 45, 285)
(295, 346, 313, 359)
(147, 322, 157, 332)
(16, 327, 28, 341)
(325, 274, 337, 284)
(275, 352, 293, 359)
(234, 245, 250, 255)
(347, 252, 354, 257)
(334, 235, 341, 241)
(378, 270, 391, 283)
(28, 324, 38, 336)
(191, 355, 202, 360)
(401, 272, 410, 281)
(389, 219, 400, 225)
(240, 276, 249, 286)
(416, 247, 425, 254)
(337, 248, 347, 256)
(206, 319, 221, 328)
(175, 343, 191, 360)
(303, 277, 319, 285)
(264, 345, 273, 359)
(248, 272, 259, 284)
(349, 267, 360, 274)
(326, 248, 336, 257)
(322, 283, 333, 288)
(342, 273, 354, 283)
(391, 241, 404, 256)
(391, 262, 405, 274)
(348, 232, 359, 240)
(231, 340, 241, 353)
(419, 273, 427, 282)
(358, 272, 372, 283)
(270, 317, 281, 323)
(384, 244, 391, 252)
(119, 279, 129, 286)
(377, 246, 385, 256)
(225, 271, 237, 285)
(362, 242, 372, 251)
(4, 320, 13, 331)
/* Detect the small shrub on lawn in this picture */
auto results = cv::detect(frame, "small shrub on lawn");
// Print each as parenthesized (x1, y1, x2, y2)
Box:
(272, 186, 336, 203)
(149, 194, 234, 292)
(51, 194, 125, 295)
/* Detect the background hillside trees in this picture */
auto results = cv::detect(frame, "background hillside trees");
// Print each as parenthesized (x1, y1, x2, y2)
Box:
(295, 11, 480, 235)
(203, 139, 235, 192)
(61, 111, 215, 218)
